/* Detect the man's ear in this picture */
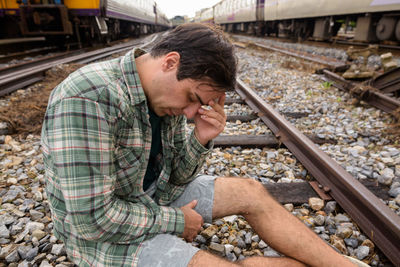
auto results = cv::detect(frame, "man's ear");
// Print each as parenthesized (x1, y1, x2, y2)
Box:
(162, 52, 180, 72)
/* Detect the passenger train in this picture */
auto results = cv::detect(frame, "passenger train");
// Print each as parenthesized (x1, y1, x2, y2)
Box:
(196, 0, 400, 42)
(0, 0, 170, 45)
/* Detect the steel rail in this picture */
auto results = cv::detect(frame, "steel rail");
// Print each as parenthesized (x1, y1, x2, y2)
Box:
(235, 79, 400, 266)
(254, 42, 347, 71)
(0, 50, 84, 76)
(323, 69, 400, 115)
(0, 34, 159, 97)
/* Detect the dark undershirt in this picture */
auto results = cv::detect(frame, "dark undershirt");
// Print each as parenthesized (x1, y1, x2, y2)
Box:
(143, 108, 162, 191)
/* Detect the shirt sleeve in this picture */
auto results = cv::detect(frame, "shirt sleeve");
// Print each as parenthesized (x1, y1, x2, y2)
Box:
(45, 96, 184, 243)
(169, 116, 213, 185)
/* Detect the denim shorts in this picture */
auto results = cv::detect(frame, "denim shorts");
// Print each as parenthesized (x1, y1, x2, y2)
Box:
(137, 175, 217, 267)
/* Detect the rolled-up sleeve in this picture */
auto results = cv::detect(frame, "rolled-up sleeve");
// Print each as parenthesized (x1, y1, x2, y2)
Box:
(169, 116, 213, 185)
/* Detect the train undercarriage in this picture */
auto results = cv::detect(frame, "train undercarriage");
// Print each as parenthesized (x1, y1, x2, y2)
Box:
(221, 12, 400, 43)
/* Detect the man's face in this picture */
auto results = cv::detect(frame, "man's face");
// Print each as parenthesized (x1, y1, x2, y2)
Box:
(150, 76, 225, 119)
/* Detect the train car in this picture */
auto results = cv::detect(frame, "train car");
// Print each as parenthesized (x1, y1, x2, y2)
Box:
(214, 0, 258, 32)
(265, 0, 400, 41)
(171, 15, 186, 28)
(0, 0, 170, 45)
(0, 0, 21, 38)
(199, 7, 214, 24)
(211, 0, 400, 42)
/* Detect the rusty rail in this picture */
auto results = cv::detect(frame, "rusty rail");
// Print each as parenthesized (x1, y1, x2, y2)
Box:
(235, 79, 400, 266)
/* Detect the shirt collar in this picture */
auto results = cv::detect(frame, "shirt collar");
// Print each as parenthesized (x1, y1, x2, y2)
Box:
(120, 48, 148, 106)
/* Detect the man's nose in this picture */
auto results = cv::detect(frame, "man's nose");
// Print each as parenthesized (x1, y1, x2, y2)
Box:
(183, 103, 201, 119)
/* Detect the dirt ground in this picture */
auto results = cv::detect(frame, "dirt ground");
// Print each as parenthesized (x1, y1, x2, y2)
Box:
(0, 64, 83, 136)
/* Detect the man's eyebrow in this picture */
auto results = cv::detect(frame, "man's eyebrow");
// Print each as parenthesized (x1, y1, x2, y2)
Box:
(195, 93, 206, 105)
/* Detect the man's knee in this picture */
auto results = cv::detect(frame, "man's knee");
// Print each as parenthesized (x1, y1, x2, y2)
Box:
(214, 177, 272, 215)
(188, 250, 235, 267)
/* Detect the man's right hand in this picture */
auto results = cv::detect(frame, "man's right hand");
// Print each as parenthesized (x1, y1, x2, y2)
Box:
(180, 200, 204, 242)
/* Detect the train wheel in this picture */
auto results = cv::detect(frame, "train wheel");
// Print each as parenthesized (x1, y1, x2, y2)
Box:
(376, 17, 396, 41)
(395, 19, 400, 41)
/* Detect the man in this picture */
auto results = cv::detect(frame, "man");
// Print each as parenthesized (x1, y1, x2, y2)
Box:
(41, 23, 356, 266)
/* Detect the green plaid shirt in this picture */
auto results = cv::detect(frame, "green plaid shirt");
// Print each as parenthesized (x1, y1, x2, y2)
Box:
(41, 48, 212, 266)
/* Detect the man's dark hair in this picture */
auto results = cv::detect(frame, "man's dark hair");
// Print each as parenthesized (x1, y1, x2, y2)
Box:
(150, 23, 237, 91)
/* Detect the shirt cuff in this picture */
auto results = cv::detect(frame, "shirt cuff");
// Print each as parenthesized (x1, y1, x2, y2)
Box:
(189, 131, 214, 155)
(159, 206, 185, 235)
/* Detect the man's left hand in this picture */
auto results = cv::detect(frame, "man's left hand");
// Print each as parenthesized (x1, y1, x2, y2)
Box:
(193, 94, 226, 146)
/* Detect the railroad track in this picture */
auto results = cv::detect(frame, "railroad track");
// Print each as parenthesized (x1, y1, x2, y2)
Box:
(225, 79, 400, 266)
(0, 31, 399, 266)
(0, 34, 160, 97)
(233, 35, 400, 120)
(187, 81, 399, 264)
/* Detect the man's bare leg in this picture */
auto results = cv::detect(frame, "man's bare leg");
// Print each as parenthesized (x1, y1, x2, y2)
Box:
(188, 250, 306, 267)
(193, 177, 355, 267)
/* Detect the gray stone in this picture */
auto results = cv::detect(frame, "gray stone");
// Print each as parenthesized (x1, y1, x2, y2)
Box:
(6, 249, 20, 263)
(237, 238, 246, 249)
(51, 244, 66, 256)
(314, 215, 325, 226)
(223, 215, 238, 224)
(336, 226, 353, 239)
(215, 219, 224, 226)
(226, 251, 237, 261)
(245, 232, 252, 244)
(17, 260, 32, 267)
(344, 238, 359, 248)
(356, 246, 370, 260)
(39, 260, 52, 267)
(389, 186, 400, 198)
(251, 234, 260, 243)
(29, 210, 44, 221)
(10, 225, 23, 236)
(49, 235, 58, 243)
(25, 222, 45, 234)
(210, 235, 220, 243)
(32, 229, 46, 240)
(26, 246, 39, 261)
(33, 252, 47, 262)
(334, 214, 350, 223)
(0, 214, 16, 225)
(224, 244, 234, 254)
(14, 229, 29, 243)
(319, 233, 330, 241)
(209, 242, 225, 254)
(0, 244, 16, 259)
(220, 225, 228, 233)
(233, 247, 242, 256)
(378, 168, 394, 185)
(0, 224, 10, 238)
(194, 235, 206, 244)
(3, 190, 19, 203)
(324, 201, 337, 214)
(264, 249, 280, 257)
(258, 240, 268, 249)
(17, 245, 33, 260)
